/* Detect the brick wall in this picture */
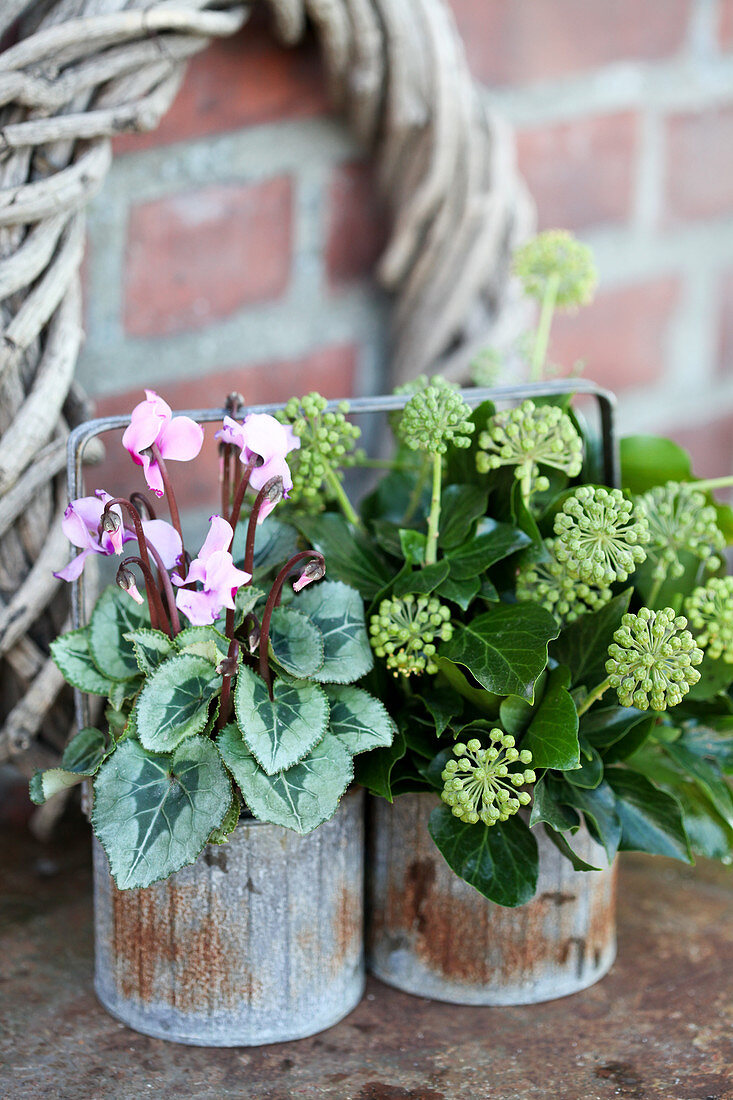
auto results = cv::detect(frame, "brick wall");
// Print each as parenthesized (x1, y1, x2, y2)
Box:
(79, 0, 733, 511)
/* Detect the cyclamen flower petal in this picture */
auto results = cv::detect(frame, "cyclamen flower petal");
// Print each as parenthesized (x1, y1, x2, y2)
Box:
(122, 390, 204, 496)
(53, 490, 181, 584)
(173, 515, 251, 626)
(215, 412, 299, 507)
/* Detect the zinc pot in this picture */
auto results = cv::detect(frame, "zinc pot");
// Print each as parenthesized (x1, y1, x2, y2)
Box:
(367, 792, 616, 1005)
(93, 789, 365, 1046)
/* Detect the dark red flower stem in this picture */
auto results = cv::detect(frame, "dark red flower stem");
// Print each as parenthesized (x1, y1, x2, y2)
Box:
(145, 541, 181, 636)
(258, 551, 325, 699)
(102, 497, 151, 575)
(228, 455, 259, 532)
(216, 637, 240, 732)
(220, 442, 232, 519)
(129, 492, 156, 520)
(149, 443, 184, 550)
(119, 556, 171, 637)
(242, 476, 284, 579)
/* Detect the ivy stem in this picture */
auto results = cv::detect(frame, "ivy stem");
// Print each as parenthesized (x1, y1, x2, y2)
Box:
(687, 476, 733, 493)
(258, 551, 326, 699)
(149, 443, 184, 549)
(145, 541, 181, 636)
(228, 455, 259, 532)
(119, 555, 171, 637)
(576, 676, 612, 718)
(403, 453, 431, 525)
(242, 475, 285, 578)
(530, 270, 560, 382)
(324, 463, 363, 529)
(216, 637, 240, 732)
(646, 571, 666, 610)
(425, 453, 443, 566)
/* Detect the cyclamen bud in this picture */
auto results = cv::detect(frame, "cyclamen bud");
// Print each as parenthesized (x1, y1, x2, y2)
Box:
(293, 557, 326, 593)
(116, 564, 143, 605)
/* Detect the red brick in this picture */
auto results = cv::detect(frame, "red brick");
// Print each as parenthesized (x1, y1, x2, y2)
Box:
(517, 113, 637, 231)
(666, 415, 733, 479)
(549, 277, 680, 391)
(92, 344, 357, 512)
(325, 162, 388, 288)
(123, 177, 293, 338)
(718, 270, 733, 374)
(664, 107, 733, 222)
(114, 15, 329, 155)
(719, 0, 733, 49)
(446, 0, 690, 86)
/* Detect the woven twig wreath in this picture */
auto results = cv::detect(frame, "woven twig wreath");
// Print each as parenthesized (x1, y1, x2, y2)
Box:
(0, 0, 532, 772)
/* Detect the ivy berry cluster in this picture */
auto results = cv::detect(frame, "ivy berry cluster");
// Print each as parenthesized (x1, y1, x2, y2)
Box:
(440, 731, 535, 826)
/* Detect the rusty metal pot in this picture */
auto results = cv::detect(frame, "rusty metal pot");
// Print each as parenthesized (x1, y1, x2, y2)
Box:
(93, 789, 365, 1046)
(367, 792, 616, 1005)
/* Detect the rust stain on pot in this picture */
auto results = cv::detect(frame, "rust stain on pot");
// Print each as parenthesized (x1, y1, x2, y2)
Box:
(110, 878, 247, 1011)
(333, 884, 361, 966)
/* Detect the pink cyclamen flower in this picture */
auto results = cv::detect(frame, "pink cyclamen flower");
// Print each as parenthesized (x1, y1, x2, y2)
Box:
(172, 515, 251, 626)
(53, 490, 182, 583)
(122, 390, 204, 497)
(216, 413, 300, 521)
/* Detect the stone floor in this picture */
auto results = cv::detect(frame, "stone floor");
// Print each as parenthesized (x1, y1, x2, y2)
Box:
(1, 813, 732, 1100)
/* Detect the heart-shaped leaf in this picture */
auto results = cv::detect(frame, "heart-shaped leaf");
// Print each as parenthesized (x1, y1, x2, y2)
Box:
(325, 684, 394, 755)
(436, 573, 481, 610)
(605, 767, 692, 862)
(438, 485, 488, 549)
(269, 606, 324, 678)
(217, 724, 352, 833)
(124, 628, 177, 675)
(50, 628, 115, 696)
(30, 726, 109, 805)
(234, 665, 329, 775)
(136, 654, 221, 752)
(354, 729, 407, 802)
(176, 624, 230, 665)
(89, 587, 148, 681)
(523, 666, 580, 770)
(293, 580, 373, 684)
(428, 805, 538, 906)
(446, 519, 531, 580)
(559, 778, 622, 862)
(440, 603, 559, 701)
(92, 736, 232, 889)
(393, 560, 450, 599)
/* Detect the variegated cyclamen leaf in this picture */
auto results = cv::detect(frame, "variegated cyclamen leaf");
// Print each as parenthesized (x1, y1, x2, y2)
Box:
(30, 727, 108, 805)
(109, 676, 142, 711)
(62, 726, 108, 774)
(325, 685, 394, 756)
(50, 629, 115, 696)
(208, 789, 241, 845)
(92, 736, 231, 890)
(136, 654, 221, 752)
(269, 606, 324, 678)
(124, 628, 177, 675)
(176, 624, 230, 665)
(233, 665, 329, 775)
(89, 587, 148, 681)
(292, 580, 373, 684)
(217, 723, 353, 834)
(215, 585, 266, 634)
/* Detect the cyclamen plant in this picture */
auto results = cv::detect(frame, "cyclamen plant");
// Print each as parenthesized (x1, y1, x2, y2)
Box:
(32, 391, 394, 890)
(274, 232, 733, 908)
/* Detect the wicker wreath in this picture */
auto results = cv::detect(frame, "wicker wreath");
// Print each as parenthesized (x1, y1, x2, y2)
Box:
(0, 0, 532, 781)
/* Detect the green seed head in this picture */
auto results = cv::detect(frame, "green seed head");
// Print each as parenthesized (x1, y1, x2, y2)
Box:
(369, 594, 453, 677)
(476, 400, 583, 498)
(605, 606, 703, 710)
(280, 392, 361, 508)
(398, 376, 474, 455)
(440, 730, 534, 826)
(684, 576, 733, 663)
(516, 538, 612, 625)
(513, 230, 598, 309)
(553, 486, 649, 585)
(636, 481, 726, 583)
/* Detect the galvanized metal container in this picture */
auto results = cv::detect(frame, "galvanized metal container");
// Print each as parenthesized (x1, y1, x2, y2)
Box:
(94, 789, 365, 1046)
(367, 792, 616, 1005)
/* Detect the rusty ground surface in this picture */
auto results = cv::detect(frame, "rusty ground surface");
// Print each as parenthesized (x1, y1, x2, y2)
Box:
(1, 813, 731, 1100)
